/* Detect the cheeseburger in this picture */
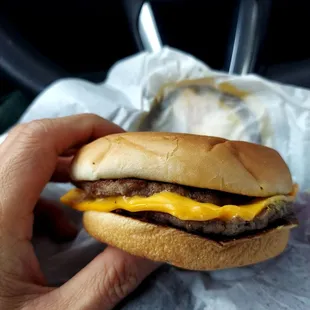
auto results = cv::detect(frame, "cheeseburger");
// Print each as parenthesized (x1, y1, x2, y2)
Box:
(61, 132, 297, 270)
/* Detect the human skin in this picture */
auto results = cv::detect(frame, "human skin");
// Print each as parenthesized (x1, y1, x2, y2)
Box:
(0, 114, 158, 310)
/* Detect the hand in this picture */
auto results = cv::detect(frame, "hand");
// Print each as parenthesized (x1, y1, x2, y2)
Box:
(0, 114, 158, 310)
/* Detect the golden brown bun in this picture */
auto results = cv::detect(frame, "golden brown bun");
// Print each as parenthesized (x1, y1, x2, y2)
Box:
(71, 132, 292, 197)
(83, 211, 293, 271)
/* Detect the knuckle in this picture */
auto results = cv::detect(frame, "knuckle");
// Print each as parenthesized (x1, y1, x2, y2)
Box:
(19, 299, 40, 310)
(20, 297, 50, 310)
(2, 120, 53, 173)
(22, 120, 52, 138)
(85, 259, 139, 307)
(0, 275, 39, 310)
(8, 123, 27, 137)
(103, 260, 139, 304)
(81, 113, 100, 120)
(8, 120, 52, 143)
(80, 113, 107, 125)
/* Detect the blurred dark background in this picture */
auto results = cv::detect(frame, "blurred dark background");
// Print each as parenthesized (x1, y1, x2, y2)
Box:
(1, 0, 310, 132)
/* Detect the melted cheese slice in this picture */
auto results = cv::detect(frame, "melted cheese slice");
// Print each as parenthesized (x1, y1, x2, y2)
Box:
(61, 186, 296, 222)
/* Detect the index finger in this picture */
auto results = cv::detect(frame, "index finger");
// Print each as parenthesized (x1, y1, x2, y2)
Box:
(0, 114, 124, 221)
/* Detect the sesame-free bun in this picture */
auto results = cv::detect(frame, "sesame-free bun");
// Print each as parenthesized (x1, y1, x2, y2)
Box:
(83, 211, 293, 271)
(71, 132, 293, 197)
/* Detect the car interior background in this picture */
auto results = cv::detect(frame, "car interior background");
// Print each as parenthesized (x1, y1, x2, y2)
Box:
(1, 0, 310, 134)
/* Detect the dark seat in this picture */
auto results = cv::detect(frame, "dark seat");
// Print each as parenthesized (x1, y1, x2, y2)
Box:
(263, 59, 310, 89)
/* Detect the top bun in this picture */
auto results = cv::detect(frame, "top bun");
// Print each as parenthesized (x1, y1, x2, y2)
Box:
(71, 132, 293, 197)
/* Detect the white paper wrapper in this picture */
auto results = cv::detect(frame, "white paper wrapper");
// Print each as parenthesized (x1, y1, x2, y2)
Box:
(1, 47, 310, 309)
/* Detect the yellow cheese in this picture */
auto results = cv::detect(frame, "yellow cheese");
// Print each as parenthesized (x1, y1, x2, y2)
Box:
(61, 187, 296, 222)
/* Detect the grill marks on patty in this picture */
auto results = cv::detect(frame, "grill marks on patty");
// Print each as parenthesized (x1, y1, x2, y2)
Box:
(77, 178, 253, 206)
(76, 178, 294, 236)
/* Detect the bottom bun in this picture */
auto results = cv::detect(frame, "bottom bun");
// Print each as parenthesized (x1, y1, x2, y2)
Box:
(83, 211, 292, 271)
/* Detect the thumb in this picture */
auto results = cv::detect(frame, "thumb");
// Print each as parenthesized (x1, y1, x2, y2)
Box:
(47, 247, 159, 310)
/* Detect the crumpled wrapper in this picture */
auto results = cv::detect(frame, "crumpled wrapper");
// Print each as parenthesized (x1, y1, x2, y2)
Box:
(1, 47, 310, 309)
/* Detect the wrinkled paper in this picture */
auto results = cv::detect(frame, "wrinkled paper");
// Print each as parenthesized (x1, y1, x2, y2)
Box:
(1, 47, 310, 309)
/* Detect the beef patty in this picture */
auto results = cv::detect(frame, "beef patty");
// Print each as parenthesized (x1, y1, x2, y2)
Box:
(77, 178, 252, 205)
(115, 200, 293, 237)
(77, 178, 294, 236)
